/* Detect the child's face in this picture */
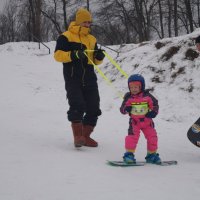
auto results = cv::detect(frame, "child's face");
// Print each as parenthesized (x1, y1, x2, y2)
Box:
(129, 83, 141, 95)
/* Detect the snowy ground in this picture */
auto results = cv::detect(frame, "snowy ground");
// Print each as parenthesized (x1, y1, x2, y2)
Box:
(0, 31, 200, 200)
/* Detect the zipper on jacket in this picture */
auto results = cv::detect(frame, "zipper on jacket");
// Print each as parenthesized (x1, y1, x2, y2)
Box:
(78, 27, 86, 86)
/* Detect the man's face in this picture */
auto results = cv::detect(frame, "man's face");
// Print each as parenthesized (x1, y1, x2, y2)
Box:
(80, 21, 92, 28)
(196, 43, 200, 52)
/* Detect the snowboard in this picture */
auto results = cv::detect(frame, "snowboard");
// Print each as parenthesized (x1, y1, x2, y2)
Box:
(187, 117, 200, 148)
(107, 160, 177, 167)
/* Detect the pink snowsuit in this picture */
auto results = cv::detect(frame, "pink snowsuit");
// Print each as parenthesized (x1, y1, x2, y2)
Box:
(120, 90, 159, 152)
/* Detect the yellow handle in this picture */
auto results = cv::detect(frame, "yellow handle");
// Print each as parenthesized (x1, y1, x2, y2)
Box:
(84, 52, 124, 99)
(103, 51, 128, 79)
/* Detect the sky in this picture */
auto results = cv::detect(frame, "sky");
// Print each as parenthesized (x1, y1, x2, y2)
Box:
(0, 28, 200, 200)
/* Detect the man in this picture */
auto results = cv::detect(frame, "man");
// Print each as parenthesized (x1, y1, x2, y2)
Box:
(54, 8, 105, 148)
(195, 35, 200, 51)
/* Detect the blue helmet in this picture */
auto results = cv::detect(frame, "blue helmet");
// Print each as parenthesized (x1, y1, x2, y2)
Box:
(128, 74, 145, 91)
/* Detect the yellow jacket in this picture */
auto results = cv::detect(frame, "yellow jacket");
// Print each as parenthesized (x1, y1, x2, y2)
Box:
(54, 22, 102, 65)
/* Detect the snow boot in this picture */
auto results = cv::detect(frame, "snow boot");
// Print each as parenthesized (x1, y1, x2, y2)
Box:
(71, 122, 86, 147)
(145, 153, 161, 164)
(123, 152, 136, 164)
(82, 125, 98, 147)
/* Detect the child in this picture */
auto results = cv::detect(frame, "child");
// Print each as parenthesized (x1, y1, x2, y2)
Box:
(120, 74, 161, 164)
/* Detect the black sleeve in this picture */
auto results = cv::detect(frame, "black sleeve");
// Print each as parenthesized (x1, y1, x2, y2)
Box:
(120, 92, 131, 114)
(54, 35, 70, 52)
(148, 92, 159, 113)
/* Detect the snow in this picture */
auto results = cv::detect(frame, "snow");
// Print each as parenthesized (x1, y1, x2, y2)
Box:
(1, 29, 200, 200)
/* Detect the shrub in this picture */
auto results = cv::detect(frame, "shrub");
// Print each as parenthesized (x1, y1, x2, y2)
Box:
(185, 48, 199, 61)
(161, 46, 180, 61)
(155, 42, 165, 49)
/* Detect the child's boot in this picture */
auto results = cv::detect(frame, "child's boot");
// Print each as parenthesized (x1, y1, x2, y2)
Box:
(123, 152, 136, 163)
(145, 152, 161, 164)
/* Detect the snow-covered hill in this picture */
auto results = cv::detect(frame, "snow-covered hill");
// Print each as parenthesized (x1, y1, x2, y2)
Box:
(0, 29, 200, 200)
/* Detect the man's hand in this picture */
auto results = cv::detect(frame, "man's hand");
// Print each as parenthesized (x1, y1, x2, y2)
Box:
(95, 49, 105, 60)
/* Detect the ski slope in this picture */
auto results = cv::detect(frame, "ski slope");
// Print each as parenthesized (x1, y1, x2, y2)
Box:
(0, 30, 200, 200)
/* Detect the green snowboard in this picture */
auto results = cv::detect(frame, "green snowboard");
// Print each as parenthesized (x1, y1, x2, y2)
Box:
(107, 160, 177, 167)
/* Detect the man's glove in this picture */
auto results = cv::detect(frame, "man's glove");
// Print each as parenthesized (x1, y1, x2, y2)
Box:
(124, 106, 132, 113)
(71, 50, 88, 61)
(95, 49, 105, 60)
(145, 110, 157, 118)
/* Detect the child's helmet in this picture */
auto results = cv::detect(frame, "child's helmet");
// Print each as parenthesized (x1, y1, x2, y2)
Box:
(128, 74, 145, 91)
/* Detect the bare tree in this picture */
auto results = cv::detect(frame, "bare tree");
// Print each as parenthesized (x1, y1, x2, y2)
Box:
(133, 0, 145, 42)
(158, 0, 164, 38)
(61, 0, 68, 29)
(142, 0, 158, 40)
(35, 0, 42, 40)
(197, 0, 200, 26)
(167, 0, 172, 37)
(184, 0, 194, 32)
(0, 14, 8, 44)
(0, 0, 19, 43)
(1, 0, 200, 45)
(174, 0, 178, 36)
(40, 0, 62, 34)
(87, 0, 90, 11)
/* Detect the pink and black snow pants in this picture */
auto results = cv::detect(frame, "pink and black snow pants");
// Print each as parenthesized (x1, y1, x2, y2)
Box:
(125, 117, 158, 152)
